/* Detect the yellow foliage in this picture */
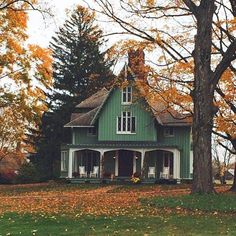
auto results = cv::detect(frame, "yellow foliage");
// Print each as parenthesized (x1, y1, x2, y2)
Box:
(0, 0, 52, 160)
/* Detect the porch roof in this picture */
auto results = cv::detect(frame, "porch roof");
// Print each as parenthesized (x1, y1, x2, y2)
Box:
(64, 141, 179, 150)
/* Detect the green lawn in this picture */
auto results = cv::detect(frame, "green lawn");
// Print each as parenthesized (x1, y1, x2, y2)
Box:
(142, 193, 236, 212)
(0, 213, 236, 236)
(0, 183, 235, 235)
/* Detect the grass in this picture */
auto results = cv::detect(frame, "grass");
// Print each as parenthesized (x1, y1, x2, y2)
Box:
(0, 183, 100, 196)
(142, 193, 236, 212)
(0, 183, 235, 235)
(107, 183, 191, 193)
(0, 213, 236, 236)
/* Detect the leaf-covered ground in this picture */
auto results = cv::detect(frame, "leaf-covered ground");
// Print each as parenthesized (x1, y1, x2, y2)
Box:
(0, 183, 235, 235)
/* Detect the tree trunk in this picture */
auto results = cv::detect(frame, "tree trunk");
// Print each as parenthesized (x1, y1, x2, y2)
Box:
(191, 1, 216, 194)
(192, 89, 215, 193)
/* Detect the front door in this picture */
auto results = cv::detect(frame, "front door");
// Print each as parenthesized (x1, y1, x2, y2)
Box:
(118, 150, 133, 177)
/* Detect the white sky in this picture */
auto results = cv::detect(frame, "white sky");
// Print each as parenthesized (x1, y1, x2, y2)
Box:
(27, 0, 125, 73)
(27, 0, 87, 47)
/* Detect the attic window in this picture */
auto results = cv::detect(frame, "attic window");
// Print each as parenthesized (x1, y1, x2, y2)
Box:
(87, 127, 96, 136)
(164, 127, 174, 137)
(117, 111, 136, 134)
(122, 86, 132, 104)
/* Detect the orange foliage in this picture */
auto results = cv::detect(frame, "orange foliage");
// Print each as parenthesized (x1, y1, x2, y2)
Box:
(0, 1, 52, 161)
(0, 184, 230, 216)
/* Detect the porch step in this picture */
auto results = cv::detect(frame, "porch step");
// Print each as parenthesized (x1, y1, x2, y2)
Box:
(68, 178, 178, 185)
(69, 178, 101, 184)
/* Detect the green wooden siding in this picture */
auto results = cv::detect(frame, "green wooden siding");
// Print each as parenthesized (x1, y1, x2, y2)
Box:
(98, 89, 157, 141)
(156, 126, 191, 179)
(74, 128, 98, 144)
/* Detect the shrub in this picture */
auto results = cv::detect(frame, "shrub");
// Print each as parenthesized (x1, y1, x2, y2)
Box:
(131, 177, 141, 184)
(0, 170, 17, 184)
(16, 162, 40, 183)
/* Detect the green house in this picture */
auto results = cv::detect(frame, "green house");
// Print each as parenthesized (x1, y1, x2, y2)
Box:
(61, 50, 192, 181)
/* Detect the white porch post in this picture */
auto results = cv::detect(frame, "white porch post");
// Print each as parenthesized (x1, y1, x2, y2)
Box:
(133, 152, 137, 174)
(173, 149, 180, 179)
(99, 151, 104, 178)
(141, 150, 145, 177)
(74, 152, 78, 172)
(68, 149, 73, 178)
(115, 150, 118, 176)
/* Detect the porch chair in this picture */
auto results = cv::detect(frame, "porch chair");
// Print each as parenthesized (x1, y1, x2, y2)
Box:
(79, 166, 87, 178)
(90, 166, 99, 178)
(148, 167, 156, 178)
(160, 167, 169, 179)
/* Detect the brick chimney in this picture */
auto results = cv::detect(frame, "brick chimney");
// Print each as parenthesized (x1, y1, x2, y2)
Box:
(128, 48, 146, 80)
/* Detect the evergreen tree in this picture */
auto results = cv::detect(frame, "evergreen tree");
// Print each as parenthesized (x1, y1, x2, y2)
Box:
(51, 5, 113, 108)
(34, 5, 113, 179)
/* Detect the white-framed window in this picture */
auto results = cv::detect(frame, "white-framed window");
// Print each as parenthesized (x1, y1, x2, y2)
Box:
(87, 127, 96, 136)
(164, 127, 174, 137)
(122, 86, 132, 104)
(61, 151, 68, 171)
(117, 111, 136, 134)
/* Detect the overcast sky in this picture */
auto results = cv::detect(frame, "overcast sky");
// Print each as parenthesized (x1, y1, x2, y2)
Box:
(27, 0, 86, 47)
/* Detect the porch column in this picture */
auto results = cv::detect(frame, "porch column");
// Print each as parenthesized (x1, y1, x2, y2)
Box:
(133, 152, 137, 174)
(74, 152, 78, 172)
(68, 149, 73, 178)
(140, 150, 145, 178)
(173, 149, 180, 179)
(99, 150, 104, 178)
(115, 150, 118, 176)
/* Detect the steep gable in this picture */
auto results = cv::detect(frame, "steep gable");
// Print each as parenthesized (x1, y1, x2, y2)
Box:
(64, 88, 109, 127)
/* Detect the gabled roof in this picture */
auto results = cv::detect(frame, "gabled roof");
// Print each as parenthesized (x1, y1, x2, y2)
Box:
(148, 101, 191, 126)
(64, 107, 99, 127)
(65, 65, 192, 128)
(76, 87, 109, 109)
(64, 88, 109, 127)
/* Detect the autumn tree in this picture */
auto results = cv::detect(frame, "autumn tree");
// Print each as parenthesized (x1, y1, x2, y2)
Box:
(35, 5, 114, 178)
(0, 0, 52, 163)
(212, 138, 234, 184)
(93, 0, 236, 193)
(213, 73, 236, 190)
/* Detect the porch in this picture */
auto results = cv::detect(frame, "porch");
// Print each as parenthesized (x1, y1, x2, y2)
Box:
(68, 177, 178, 184)
(61, 147, 181, 181)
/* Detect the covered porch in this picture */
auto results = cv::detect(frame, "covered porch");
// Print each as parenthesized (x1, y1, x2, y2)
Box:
(61, 146, 181, 181)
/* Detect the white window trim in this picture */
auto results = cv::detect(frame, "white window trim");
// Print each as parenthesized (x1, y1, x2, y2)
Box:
(61, 151, 68, 171)
(164, 127, 174, 137)
(121, 86, 132, 105)
(116, 112, 136, 134)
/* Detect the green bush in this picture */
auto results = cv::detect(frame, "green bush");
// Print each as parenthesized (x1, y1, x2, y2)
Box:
(16, 162, 40, 183)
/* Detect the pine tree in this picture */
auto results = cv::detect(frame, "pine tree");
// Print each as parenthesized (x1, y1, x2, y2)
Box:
(35, 5, 113, 179)
(51, 5, 113, 108)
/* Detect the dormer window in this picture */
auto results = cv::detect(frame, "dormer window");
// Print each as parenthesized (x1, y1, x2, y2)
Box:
(122, 86, 132, 104)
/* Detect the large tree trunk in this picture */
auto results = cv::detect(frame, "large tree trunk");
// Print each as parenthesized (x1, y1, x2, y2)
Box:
(191, 1, 216, 194)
